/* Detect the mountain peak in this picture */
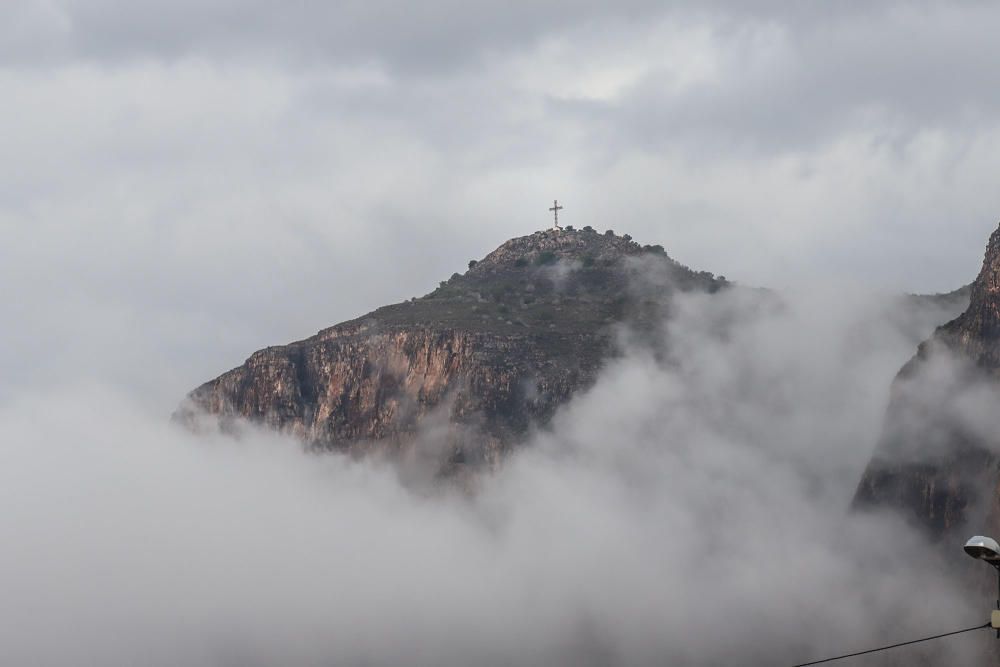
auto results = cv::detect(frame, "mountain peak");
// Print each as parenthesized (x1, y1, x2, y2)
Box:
(469, 228, 661, 274)
(325, 229, 724, 337)
(933, 221, 1000, 366)
(176, 228, 727, 468)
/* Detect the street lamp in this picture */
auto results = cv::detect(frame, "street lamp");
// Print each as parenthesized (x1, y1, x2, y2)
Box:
(964, 535, 1000, 562)
(964, 535, 1000, 635)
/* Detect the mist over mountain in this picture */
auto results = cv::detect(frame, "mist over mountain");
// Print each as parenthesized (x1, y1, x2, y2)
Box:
(5, 248, 986, 665)
(175, 228, 726, 475)
(856, 223, 1000, 539)
(9, 2, 1000, 665)
(113, 225, 991, 666)
(177, 228, 973, 488)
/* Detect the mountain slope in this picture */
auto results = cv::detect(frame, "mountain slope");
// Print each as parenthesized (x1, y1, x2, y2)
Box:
(174, 228, 726, 469)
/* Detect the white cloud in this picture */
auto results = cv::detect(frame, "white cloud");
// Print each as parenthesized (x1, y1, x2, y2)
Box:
(2, 6, 999, 661)
(0, 286, 985, 666)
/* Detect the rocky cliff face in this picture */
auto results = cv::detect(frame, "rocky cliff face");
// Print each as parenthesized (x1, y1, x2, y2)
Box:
(854, 224, 1000, 539)
(175, 228, 726, 470)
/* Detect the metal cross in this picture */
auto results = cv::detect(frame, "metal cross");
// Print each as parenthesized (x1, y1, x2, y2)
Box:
(549, 200, 564, 230)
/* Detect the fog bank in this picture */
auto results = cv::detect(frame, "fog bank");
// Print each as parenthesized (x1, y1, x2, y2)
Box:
(0, 284, 992, 666)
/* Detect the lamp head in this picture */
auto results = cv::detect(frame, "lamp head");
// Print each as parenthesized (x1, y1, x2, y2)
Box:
(964, 535, 1000, 562)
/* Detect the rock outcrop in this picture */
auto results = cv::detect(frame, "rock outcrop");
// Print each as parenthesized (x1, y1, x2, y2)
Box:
(175, 228, 726, 470)
(854, 223, 1000, 539)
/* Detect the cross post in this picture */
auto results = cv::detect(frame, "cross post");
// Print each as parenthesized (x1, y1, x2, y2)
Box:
(549, 199, 564, 230)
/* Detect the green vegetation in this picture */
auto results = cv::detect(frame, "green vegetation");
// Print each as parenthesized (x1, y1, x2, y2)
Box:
(536, 251, 557, 265)
(346, 230, 726, 336)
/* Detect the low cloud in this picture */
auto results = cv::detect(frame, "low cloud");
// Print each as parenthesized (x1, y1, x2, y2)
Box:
(0, 284, 990, 666)
(3, 5, 998, 662)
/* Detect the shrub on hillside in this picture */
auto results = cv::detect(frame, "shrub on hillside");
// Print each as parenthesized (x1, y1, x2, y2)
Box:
(537, 251, 558, 265)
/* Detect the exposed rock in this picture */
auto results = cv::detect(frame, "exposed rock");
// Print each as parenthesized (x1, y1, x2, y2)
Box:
(854, 223, 1000, 540)
(175, 229, 726, 471)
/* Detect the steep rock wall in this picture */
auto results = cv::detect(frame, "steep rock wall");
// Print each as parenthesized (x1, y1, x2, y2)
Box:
(854, 223, 1000, 539)
(179, 324, 608, 465)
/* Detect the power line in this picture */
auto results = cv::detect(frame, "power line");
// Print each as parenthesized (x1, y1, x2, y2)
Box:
(790, 622, 991, 666)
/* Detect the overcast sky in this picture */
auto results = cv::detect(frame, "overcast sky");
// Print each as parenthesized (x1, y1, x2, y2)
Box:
(3, 0, 1000, 406)
(5, 5, 1000, 664)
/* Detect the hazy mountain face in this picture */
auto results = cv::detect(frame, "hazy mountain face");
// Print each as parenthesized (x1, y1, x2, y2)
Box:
(0, 274, 986, 666)
(856, 225, 1000, 542)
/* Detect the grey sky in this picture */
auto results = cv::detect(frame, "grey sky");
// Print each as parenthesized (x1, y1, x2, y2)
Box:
(3, 4, 999, 664)
(3, 1, 1000, 404)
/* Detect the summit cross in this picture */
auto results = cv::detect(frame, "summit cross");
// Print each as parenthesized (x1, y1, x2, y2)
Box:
(549, 199, 564, 230)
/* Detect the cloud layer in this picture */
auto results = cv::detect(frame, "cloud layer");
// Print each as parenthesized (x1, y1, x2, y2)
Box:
(0, 285, 989, 666)
(3, 3, 1000, 664)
